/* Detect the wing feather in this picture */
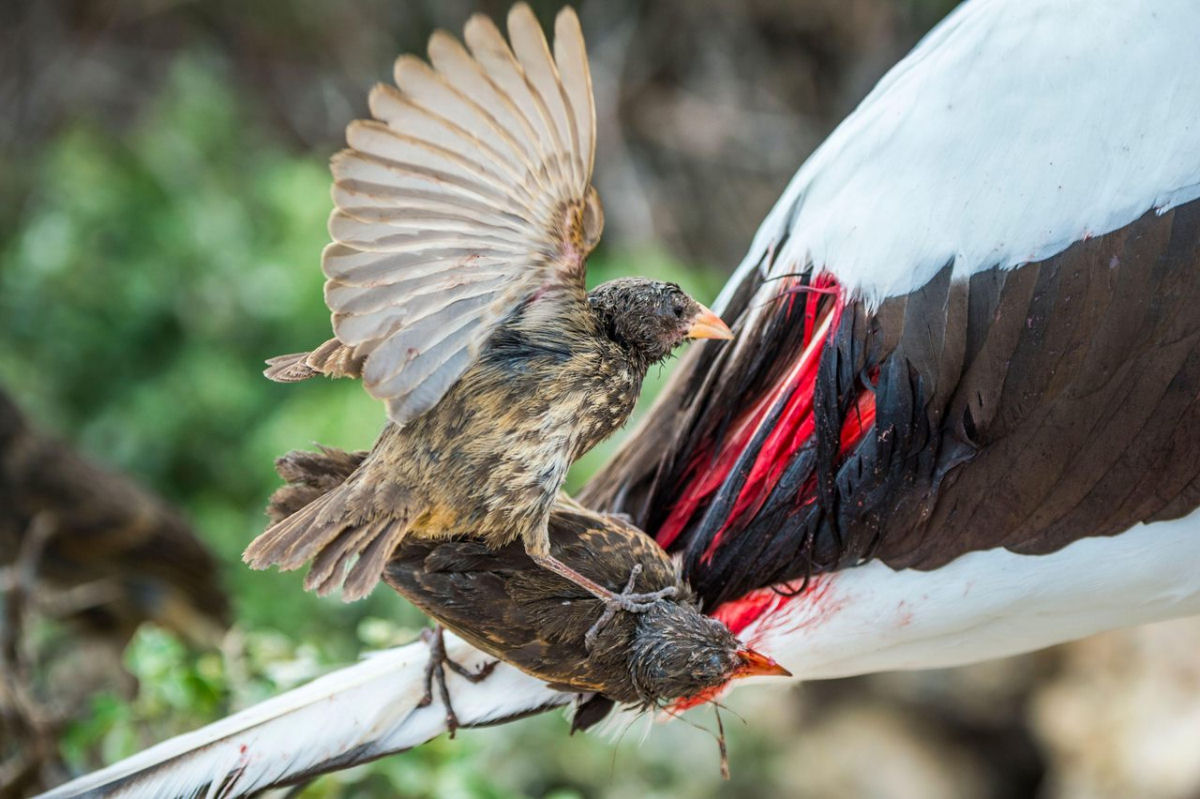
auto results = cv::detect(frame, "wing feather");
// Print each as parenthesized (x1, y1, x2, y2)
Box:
(331, 182, 532, 234)
(326, 268, 509, 315)
(507, 3, 578, 186)
(345, 120, 523, 196)
(330, 150, 512, 209)
(320, 3, 598, 424)
(334, 272, 509, 345)
(553, 8, 594, 180)
(390, 56, 535, 186)
(462, 14, 559, 170)
(424, 33, 546, 187)
(328, 211, 533, 253)
(324, 245, 508, 285)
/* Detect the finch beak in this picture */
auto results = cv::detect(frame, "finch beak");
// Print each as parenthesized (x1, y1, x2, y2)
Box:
(732, 647, 792, 680)
(671, 647, 792, 712)
(686, 304, 734, 340)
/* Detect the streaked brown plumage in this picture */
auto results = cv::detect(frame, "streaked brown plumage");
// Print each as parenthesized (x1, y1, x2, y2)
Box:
(243, 5, 732, 602)
(265, 446, 788, 719)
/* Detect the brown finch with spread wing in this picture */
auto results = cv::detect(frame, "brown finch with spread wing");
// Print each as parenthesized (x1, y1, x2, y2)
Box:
(243, 5, 732, 609)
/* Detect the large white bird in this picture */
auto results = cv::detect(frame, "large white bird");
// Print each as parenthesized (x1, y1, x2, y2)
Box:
(43, 0, 1200, 795)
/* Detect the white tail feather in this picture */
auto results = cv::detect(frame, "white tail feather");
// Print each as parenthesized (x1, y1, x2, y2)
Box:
(40, 633, 568, 799)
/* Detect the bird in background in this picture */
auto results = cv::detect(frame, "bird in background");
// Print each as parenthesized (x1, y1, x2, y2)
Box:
(0, 386, 227, 648)
(41, 0, 1200, 795)
(1, 387, 228, 797)
(243, 3, 732, 611)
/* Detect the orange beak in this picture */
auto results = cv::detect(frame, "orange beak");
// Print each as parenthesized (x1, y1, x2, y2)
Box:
(686, 304, 734, 340)
(672, 647, 792, 711)
(732, 648, 792, 680)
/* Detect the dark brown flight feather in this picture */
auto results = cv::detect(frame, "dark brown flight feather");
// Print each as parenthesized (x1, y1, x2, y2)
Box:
(584, 195, 1200, 609)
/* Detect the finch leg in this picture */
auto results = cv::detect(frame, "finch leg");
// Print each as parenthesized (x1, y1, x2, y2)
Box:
(530, 555, 678, 650)
(417, 625, 498, 737)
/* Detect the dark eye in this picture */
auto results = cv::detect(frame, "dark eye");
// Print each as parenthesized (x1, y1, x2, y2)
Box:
(672, 303, 685, 318)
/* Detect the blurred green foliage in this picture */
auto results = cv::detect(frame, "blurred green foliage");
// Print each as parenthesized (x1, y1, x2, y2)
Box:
(1, 56, 741, 796)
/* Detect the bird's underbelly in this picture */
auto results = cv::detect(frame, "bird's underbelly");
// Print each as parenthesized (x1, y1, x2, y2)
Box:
(400, 432, 573, 547)
(390, 373, 635, 547)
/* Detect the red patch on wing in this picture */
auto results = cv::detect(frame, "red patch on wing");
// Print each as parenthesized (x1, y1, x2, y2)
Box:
(656, 275, 875, 564)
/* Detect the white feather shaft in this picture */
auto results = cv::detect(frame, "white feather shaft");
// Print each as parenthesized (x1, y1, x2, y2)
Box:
(40, 633, 568, 799)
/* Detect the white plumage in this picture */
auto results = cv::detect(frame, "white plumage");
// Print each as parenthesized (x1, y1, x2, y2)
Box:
(718, 0, 1200, 313)
(40, 634, 565, 798)
(739, 506, 1200, 682)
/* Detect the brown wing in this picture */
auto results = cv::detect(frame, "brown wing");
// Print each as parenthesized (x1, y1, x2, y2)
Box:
(320, 4, 601, 424)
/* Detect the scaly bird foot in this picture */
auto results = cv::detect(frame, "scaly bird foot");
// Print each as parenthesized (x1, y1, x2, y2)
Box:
(582, 564, 677, 650)
(529, 553, 678, 650)
(417, 625, 498, 737)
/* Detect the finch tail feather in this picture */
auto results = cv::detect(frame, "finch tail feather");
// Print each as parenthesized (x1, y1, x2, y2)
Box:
(263, 351, 320, 382)
(264, 338, 364, 383)
(267, 446, 367, 522)
(245, 446, 412, 602)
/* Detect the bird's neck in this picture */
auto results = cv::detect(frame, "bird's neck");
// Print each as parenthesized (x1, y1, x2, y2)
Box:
(584, 305, 661, 379)
(619, 346, 657, 385)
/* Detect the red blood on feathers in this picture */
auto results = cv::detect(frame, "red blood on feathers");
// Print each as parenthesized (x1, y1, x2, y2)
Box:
(658, 276, 876, 568)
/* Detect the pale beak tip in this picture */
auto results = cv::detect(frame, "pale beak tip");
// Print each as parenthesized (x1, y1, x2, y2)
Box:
(734, 648, 792, 679)
(687, 305, 734, 340)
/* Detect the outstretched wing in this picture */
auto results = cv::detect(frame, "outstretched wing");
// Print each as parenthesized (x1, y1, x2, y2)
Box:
(325, 3, 600, 424)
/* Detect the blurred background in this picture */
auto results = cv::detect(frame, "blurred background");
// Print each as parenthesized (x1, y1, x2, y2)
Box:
(2, 1, 1199, 797)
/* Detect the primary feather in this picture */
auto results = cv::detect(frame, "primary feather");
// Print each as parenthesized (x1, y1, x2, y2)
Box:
(39, 636, 565, 799)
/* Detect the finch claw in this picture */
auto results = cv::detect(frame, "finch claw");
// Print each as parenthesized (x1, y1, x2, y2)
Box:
(528, 554, 679, 651)
(419, 625, 498, 736)
(583, 564, 678, 651)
